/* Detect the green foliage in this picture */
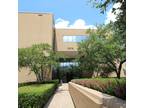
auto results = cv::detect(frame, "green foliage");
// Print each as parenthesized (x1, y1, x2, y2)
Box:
(85, 0, 126, 78)
(88, 0, 125, 14)
(113, 0, 126, 47)
(71, 78, 126, 100)
(57, 65, 82, 82)
(18, 44, 61, 82)
(18, 82, 58, 108)
(18, 80, 59, 87)
(89, 0, 126, 46)
(68, 65, 82, 78)
(77, 24, 125, 78)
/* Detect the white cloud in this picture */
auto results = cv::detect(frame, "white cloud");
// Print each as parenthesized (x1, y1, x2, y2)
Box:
(55, 18, 96, 29)
(55, 18, 70, 28)
(105, 3, 122, 24)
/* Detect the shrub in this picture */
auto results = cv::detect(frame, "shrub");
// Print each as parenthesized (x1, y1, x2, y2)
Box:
(18, 81, 58, 108)
(71, 78, 126, 100)
(18, 80, 58, 87)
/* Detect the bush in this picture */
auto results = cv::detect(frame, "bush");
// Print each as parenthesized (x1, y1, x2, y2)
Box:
(18, 80, 58, 108)
(71, 78, 126, 100)
(18, 80, 58, 87)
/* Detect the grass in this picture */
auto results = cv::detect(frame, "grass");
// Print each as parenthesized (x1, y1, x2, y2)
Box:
(71, 77, 126, 100)
(19, 83, 55, 95)
(18, 81, 58, 108)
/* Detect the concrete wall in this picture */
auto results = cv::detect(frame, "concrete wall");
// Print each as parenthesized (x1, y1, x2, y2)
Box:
(55, 29, 88, 58)
(18, 12, 54, 48)
(18, 68, 37, 83)
(18, 13, 54, 83)
(18, 67, 52, 83)
(69, 82, 126, 108)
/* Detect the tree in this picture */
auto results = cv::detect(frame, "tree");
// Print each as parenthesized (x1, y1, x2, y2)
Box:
(85, 0, 126, 78)
(18, 44, 60, 82)
(89, 0, 126, 46)
(77, 24, 125, 78)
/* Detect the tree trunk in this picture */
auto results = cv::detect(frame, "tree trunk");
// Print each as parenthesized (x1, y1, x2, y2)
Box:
(97, 72, 99, 77)
(117, 60, 126, 79)
(41, 65, 44, 81)
(37, 72, 43, 82)
(116, 71, 121, 79)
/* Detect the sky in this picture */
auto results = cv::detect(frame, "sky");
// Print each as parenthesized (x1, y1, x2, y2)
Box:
(18, 0, 116, 29)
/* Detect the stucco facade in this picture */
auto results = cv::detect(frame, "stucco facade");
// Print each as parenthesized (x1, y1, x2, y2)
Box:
(18, 67, 37, 83)
(55, 29, 88, 58)
(18, 13, 54, 48)
(18, 13, 55, 82)
(18, 13, 88, 82)
(18, 12, 126, 83)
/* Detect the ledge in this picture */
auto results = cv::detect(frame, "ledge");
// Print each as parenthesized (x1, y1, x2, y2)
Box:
(69, 82, 126, 108)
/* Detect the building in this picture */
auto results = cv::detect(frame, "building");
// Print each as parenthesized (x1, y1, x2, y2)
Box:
(18, 13, 89, 83)
(18, 12, 125, 83)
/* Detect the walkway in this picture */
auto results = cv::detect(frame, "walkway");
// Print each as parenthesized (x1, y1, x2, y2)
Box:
(44, 83, 75, 108)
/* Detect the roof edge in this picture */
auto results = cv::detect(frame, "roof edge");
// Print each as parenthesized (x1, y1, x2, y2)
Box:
(18, 12, 54, 15)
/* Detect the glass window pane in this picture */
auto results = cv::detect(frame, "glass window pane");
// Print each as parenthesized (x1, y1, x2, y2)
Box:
(60, 62, 79, 67)
(69, 36, 73, 42)
(63, 36, 67, 42)
(63, 35, 88, 42)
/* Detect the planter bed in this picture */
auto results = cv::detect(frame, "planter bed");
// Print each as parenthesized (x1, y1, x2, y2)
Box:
(71, 78, 126, 100)
(18, 80, 58, 108)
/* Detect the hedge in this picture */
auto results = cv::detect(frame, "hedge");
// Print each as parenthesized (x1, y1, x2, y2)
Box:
(71, 78, 126, 100)
(18, 80, 58, 108)
(18, 80, 58, 87)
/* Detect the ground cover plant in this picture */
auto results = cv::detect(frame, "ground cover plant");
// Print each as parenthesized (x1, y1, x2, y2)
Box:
(71, 78, 126, 100)
(18, 80, 58, 108)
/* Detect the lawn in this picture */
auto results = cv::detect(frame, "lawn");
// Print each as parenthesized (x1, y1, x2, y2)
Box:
(71, 78, 126, 100)
(18, 81, 58, 108)
(19, 83, 55, 95)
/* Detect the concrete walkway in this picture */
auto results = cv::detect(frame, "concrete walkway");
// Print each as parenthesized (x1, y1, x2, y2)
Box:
(44, 83, 75, 108)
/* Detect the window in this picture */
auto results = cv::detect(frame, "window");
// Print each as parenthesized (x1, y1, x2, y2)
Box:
(60, 62, 78, 67)
(63, 35, 88, 42)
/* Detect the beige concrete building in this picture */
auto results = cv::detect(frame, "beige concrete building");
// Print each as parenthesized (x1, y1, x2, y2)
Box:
(18, 12, 125, 83)
(19, 13, 55, 48)
(55, 29, 88, 58)
(19, 13, 55, 83)
(18, 13, 89, 83)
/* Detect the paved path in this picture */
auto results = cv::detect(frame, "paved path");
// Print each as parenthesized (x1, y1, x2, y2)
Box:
(44, 83, 75, 108)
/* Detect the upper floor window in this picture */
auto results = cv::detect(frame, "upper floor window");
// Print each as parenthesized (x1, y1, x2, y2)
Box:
(63, 35, 88, 42)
